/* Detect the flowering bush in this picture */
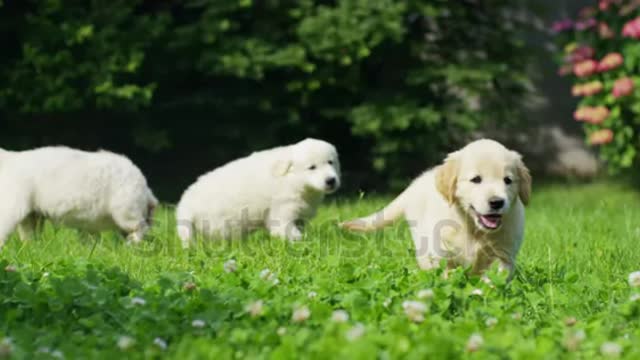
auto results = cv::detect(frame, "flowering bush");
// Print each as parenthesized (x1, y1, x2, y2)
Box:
(553, 0, 640, 170)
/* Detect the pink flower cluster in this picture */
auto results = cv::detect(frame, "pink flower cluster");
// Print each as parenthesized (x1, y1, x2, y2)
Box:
(574, 106, 610, 124)
(623, 17, 640, 39)
(597, 52, 624, 72)
(589, 129, 614, 145)
(557, 65, 573, 76)
(574, 53, 624, 77)
(575, 18, 597, 31)
(572, 81, 603, 96)
(574, 60, 598, 77)
(598, 22, 614, 39)
(569, 46, 595, 63)
(613, 77, 634, 98)
(599, 0, 621, 11)
(552, 19, 574, 33)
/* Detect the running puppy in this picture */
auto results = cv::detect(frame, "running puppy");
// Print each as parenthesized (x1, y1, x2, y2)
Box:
(176, 138, 340, 247)
(341, 139, 531, 276)
(0, 146, 158, 249)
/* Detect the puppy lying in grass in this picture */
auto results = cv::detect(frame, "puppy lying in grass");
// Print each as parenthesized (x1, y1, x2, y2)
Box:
(341, 139, 531, 277)
(177, 138, 340, 247)
(0, 147, 157, 248)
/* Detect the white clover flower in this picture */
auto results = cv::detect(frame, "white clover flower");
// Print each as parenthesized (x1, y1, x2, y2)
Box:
(277, 327, 287, 336)
(260, 269, 279, 284)
(308, 291, 318, 299)
(42, 272, 50, 278)
(481, 276, 492, 285)
(191, 319, 206, 328)
(628, 271, 640, 287)
(131, 297, 146, 306)
(466, 333, 484, 352)
(563, 329, 586, 351)
(246, 300, 264, 318)
(600, 342, 623, 358)
(260, 268, 273, 280)
(51, 350, 64, 359)
(346, 323, 366, 341)
(417, 289, 434, 300)
(0, 338, 12, 358)
(630, 294, 640, 302)
(485, 317, 498, 328)
(402, 300, 427, 323)
(153, 338, 167, 350)
(117, 336, 135, 351)
(383, 298, 392, 308)
(292, 306, 311, 323)
(331, 310, 349, 323)
(183, 282, 197, 291)
(4, 265, 16, 273)
(470, 289, 484, 296)
(224, 259, 237, 273)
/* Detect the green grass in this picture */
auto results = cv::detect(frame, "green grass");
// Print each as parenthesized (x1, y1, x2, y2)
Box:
(2, 181, 640, 359)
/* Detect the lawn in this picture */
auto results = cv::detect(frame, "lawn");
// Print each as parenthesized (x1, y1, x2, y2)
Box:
(1, 182, 640, 359)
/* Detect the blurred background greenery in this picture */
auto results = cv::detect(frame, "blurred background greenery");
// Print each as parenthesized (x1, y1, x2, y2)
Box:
(0, 0, 593, 200)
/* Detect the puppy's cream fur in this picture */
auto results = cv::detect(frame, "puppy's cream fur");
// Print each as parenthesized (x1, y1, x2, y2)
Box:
(176, 138, 340, 247)
(341, 139, 531, 276)
(0, 146, 157, 248)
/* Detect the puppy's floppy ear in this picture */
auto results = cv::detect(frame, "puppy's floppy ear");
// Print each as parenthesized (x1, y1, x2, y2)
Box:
(435, 151, 460, 204)
(512, 151, 531, 206)
(271, 158, 292, 177)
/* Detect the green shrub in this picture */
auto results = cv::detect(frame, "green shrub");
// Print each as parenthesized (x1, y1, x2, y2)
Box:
(0, 0, 535, 193)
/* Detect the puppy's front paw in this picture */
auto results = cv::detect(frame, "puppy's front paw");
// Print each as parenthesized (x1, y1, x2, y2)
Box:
(127, 231, 144, 244)
(287, 228, 303, 242)
(416, 254, 442, 271)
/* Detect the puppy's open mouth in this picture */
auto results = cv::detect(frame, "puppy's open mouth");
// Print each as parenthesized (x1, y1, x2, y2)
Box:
(471, 207, 502, 230)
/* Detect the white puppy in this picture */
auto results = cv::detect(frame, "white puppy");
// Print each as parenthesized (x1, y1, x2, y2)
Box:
(341, 139, 531, 276)
(176, 138, 340, 247)
(0, 146, 158, 248)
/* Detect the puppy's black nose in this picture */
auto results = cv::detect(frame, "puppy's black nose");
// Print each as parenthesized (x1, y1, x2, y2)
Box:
(325, 177, 337, 187)
(489, 199, 505, 210)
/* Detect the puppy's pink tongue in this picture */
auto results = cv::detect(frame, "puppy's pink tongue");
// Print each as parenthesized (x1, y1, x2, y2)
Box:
(480, 215, 501, 229)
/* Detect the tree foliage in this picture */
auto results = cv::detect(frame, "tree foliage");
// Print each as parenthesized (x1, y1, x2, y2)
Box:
(0, 0, 535, 197)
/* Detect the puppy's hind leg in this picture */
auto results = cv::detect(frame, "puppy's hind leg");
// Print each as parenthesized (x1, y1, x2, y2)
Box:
(0, 197, 31, 249)
(17, 214, 39, 242)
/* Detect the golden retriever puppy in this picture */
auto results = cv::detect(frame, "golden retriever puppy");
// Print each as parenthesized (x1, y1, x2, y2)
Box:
(341, 139, 531, 276)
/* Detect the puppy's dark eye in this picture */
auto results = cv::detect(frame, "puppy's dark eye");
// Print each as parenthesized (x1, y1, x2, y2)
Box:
(328, 160, 333, 165)
(470, 176, 482, 184)
(308, 165, 316, 170)
(504, 177, 513, 185)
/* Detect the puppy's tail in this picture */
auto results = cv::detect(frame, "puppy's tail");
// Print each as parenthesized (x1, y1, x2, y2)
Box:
(340, 190, 408, 232)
